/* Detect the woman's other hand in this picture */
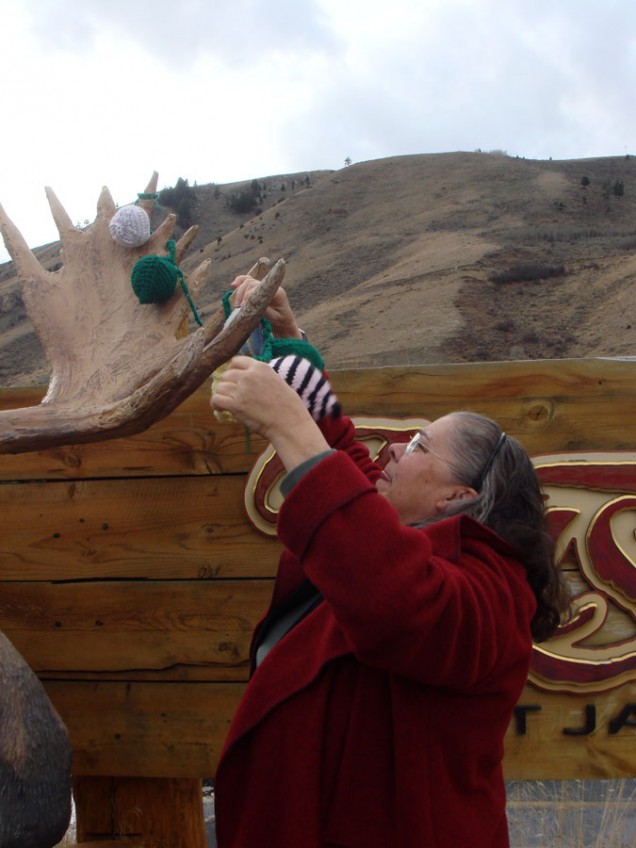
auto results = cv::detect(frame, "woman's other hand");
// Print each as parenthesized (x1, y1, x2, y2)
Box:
(230, 275, 302, 339)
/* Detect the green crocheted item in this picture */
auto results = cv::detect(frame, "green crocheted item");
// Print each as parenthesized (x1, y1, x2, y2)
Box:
(131, 253, 178, 303)
(221, 290, 323, 370)
(131, 240, 202, 326)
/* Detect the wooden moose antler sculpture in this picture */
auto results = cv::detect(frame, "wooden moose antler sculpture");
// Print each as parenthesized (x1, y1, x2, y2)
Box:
(0, 172, 285, 454)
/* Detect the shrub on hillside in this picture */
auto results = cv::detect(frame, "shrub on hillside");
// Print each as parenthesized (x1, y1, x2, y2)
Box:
(158, 178, 197, 228)
(228, 180, 263, 215)
(489, 264, 566, 284)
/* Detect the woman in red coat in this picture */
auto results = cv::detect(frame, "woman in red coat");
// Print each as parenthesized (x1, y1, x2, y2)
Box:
(211, 279, 569, 848)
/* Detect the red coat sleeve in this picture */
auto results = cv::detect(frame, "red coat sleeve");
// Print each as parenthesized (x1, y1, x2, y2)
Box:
(277, 451, 535, 691)
(318, 413, 382, 484)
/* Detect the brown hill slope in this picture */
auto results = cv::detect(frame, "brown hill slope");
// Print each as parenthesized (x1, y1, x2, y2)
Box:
(1, 152, 635, 387)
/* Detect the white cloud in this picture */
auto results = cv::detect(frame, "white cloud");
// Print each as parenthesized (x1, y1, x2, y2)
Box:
(26, 0, 337, 66)
(1, 0, 635, 263)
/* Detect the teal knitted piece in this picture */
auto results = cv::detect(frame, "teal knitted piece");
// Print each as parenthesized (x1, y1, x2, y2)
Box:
(131, 241, 203, 326)
(268, 337, 324, 371)
(221, 290, 323, 369)
(131, 253, 178, 303)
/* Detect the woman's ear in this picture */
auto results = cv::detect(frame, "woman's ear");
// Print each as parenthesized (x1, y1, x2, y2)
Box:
(435, 485, 478, 514)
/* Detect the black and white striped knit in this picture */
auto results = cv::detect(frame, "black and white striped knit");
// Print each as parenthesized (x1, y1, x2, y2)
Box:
(269, 355, 341, 421)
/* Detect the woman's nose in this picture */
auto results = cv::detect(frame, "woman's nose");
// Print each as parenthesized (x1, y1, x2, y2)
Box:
(388, 441, 405, 461)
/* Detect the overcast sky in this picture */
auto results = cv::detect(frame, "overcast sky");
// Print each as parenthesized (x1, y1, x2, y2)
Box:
(1, 0, 635, 263)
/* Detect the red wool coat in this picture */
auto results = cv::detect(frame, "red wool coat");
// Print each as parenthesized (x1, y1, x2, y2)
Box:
(215, 417, 536, 848)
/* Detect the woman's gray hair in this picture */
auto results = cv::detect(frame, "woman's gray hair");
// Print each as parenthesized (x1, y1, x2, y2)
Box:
(434, 410, 571, 642)
(444, 411, 505, 524)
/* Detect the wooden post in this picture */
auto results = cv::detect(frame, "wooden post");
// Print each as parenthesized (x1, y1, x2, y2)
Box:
(73, 776, 207, 847)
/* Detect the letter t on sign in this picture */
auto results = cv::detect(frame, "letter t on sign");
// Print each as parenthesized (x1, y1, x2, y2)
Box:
(513, 705, 542, 735)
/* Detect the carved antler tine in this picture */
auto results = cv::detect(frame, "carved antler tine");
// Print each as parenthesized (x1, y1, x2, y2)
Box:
(175, 225, 199, 264)
(248, 257, 274, 280)
(136, 171, 159, 214)
(96, 186, 117, 221)
(146, 215, 176, 253)
(0, 199, 48, 281)
(185, 257, 211, 298)
(44, 187, 76, 241)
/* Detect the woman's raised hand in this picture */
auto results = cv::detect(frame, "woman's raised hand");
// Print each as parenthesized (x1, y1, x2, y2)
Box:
(211, 356, 329, 471)
(230, 275, 302, 339)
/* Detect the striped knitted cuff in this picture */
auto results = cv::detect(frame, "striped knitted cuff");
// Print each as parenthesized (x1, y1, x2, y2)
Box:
(269, 355, 341, 421)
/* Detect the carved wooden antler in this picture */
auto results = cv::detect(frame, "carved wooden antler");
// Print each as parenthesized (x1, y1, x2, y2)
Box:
(0, 172, 285, 454)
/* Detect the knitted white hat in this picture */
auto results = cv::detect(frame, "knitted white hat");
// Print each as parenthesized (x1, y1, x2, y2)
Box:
(270, 355, 340, 420)
(109, 204, 151, 247)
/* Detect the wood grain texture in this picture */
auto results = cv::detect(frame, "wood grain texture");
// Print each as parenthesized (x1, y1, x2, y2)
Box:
(74, 776, 206, 847)
(1, 581, 272, 679)
(46, 681, 245, 778)
(0, 475, 280, 580)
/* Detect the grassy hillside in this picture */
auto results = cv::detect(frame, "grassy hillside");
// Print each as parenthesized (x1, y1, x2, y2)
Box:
(1, 151, 635, 387)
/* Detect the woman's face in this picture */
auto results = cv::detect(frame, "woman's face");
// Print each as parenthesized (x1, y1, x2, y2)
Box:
(375, 414, 476, 525)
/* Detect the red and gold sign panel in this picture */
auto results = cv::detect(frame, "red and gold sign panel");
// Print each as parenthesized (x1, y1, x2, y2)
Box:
(533, 453, 636, 695)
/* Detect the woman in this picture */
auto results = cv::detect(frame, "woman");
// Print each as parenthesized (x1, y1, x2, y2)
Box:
(211, 277, 569, 848)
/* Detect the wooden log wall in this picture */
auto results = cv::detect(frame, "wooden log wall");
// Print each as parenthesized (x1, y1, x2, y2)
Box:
(1, 357, 636, 842)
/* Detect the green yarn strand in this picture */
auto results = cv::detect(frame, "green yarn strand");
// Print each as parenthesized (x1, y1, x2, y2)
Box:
(178, 272, 203, 326)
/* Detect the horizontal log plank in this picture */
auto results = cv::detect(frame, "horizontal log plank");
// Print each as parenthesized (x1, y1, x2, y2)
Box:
(0, 475, 281, 580)
(0, 581, 271, 678)
(4, 574, 635, 681)
(1, 358, 636, 479)
(45, 680, 245, 778)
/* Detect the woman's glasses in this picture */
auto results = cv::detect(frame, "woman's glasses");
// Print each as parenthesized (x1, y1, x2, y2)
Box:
(404, 432, 463, 478)
(405, 429, 507, 490)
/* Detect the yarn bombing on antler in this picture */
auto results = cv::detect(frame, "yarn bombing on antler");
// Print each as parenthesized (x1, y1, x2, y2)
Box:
(131, 239, 203, 326)
(109, 202, 151, 247)
(108, 190, 162, 247)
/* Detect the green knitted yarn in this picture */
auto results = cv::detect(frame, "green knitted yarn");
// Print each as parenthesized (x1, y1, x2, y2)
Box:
(131, 253, 178, 303)
(131, 240, 203, 326)
(268, 337, 324, 370)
